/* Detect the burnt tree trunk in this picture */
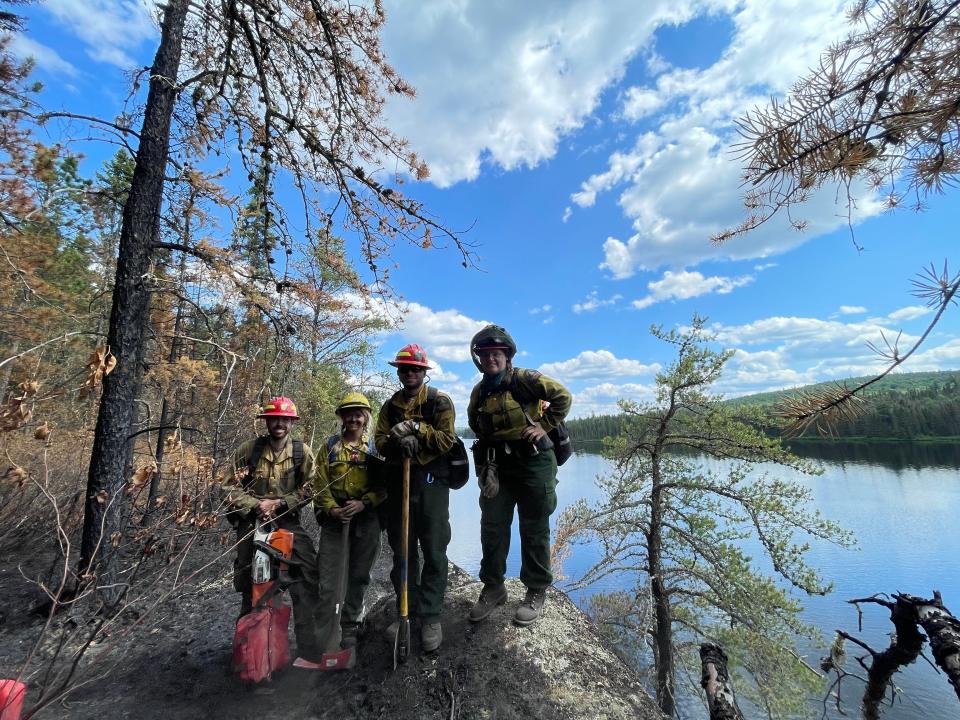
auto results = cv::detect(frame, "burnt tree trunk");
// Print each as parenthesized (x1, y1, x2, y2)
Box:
(79, 0, 189, 606)
(699, 644, 745, 720)
(649, 460, 675, 717)
(902, 592, 960, 701)
(858, 597, 924, 719)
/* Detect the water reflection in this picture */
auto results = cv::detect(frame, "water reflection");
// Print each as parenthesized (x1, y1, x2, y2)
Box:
(447, 442, 960, 720)
(786, 439, 960, 469)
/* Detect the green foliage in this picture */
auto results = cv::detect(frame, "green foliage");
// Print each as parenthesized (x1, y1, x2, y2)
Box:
(558, 316, 853, 717)
(563, 413, 626, 441)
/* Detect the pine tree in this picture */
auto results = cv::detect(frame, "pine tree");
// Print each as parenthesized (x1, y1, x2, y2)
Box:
(558, 316, 853, 717)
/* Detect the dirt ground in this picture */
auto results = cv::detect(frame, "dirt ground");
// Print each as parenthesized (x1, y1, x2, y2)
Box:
(0, 533, 664, 720)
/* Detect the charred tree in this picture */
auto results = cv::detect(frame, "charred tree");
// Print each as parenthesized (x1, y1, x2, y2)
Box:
(699, 644, 745, 720)
(79, 0, 189, 605)
(837, 595, 925, 719)
(901, 592, 960, 701)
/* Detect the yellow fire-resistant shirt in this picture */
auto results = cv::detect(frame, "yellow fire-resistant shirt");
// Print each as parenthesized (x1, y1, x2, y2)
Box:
(314, 433, 387, 515)
(224, 436, 316, 518)
(374, 384, 457, 466)
(468, 367, 572, 442)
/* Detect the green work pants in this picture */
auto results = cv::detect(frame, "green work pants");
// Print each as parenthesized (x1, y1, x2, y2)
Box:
(479, 450, 558, 590)
(315, 509, 381, 651)
(384, 471, 451, 621)
(234, 516, 322, 661)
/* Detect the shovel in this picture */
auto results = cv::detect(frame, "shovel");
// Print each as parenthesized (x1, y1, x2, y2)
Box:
(294, 517, 355, 671)
(393, 457, 411, 668)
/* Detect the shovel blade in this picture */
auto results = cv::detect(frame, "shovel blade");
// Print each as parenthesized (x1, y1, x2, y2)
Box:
(392, 618, 411, 668)
(294, 647, 356, 671)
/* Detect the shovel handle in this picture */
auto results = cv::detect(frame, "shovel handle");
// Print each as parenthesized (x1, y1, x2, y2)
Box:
(400, 457, 410, 619)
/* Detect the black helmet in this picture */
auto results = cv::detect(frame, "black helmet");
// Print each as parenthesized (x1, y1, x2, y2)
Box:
(470, 324, 517, 370)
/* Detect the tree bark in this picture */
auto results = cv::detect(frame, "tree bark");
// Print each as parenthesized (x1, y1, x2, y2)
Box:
(79, 0, 189, 606)
(649, 459, 675, 717)
(699, 643, 745, 720)
(901, 592, 960, 701)
(860, 597, 924, 719)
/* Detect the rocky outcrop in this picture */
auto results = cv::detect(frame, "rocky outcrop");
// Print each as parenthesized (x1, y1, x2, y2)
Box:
(333, 566, 666, 720)
(0, 548, 665, 720)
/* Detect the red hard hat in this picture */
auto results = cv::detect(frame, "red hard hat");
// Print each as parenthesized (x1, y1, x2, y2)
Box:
(257, 396, 300, 419)
(388, 343, 432, 369)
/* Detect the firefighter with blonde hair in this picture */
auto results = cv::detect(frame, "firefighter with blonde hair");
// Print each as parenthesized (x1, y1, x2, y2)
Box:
(313, 391, 386, 651)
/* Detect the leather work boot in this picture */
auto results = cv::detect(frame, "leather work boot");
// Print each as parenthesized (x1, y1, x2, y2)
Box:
(513, 588, 547, 627)
(468, 583, 508, 622)
(421, 622, 443, 652)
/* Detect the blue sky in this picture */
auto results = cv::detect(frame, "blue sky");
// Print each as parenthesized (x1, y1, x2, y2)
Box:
(11, 0, 960, 420)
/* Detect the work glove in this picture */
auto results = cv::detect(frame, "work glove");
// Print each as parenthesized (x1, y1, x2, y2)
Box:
(399, 434, 420, 458)
(478, 460, 499, 499)
(390, 420, 419, 439)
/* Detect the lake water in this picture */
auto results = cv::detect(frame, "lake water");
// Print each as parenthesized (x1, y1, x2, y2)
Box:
(446, 442, 960, 719)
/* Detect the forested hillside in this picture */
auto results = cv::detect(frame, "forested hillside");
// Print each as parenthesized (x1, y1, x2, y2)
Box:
(562, 371, 960, 442)
(731, 371, 960, 440)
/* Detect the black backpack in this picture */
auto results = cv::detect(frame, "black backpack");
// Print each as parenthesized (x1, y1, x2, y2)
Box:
(508, 370, 573, 466)
(387, 387, 470, 489)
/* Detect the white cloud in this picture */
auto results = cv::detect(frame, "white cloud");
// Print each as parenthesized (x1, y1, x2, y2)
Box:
(574, 382, 657, 416)
(632, 269, 753, 309)
(838, 305, 867, 315)
(42, 0, 157, 69)
(572, 0, 887, 273)
(572, 290, 622, 313)
(380, 0, 700, 187)
(621, 86, 664, 120)
(904, 340, 960, 370)
(754, 262, 777, 272)
(888, 305, 930, 322)
(540, 350, 660, 382)
(424, 361, 459, 383)
(562, 207, 573, 223)
(708, 316, 920, 354)
(686, 312, 960, 397)
(8, 35, 79, 76)
(395, 302, 488, 362)
(529, 304, 552, 315)
(594, 128, 883, 276)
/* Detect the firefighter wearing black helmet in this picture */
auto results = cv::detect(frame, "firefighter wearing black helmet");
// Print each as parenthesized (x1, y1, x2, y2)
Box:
(466, 325, 572, 627)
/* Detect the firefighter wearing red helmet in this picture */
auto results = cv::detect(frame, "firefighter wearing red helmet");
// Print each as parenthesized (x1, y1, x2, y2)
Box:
(223, 395, 322, 664)
(467, 325, 572, 628)
(375, 343, 457, 653)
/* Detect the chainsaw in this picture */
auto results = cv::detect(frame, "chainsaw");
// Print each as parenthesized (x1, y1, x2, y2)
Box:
(250, 520, 296, 608)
